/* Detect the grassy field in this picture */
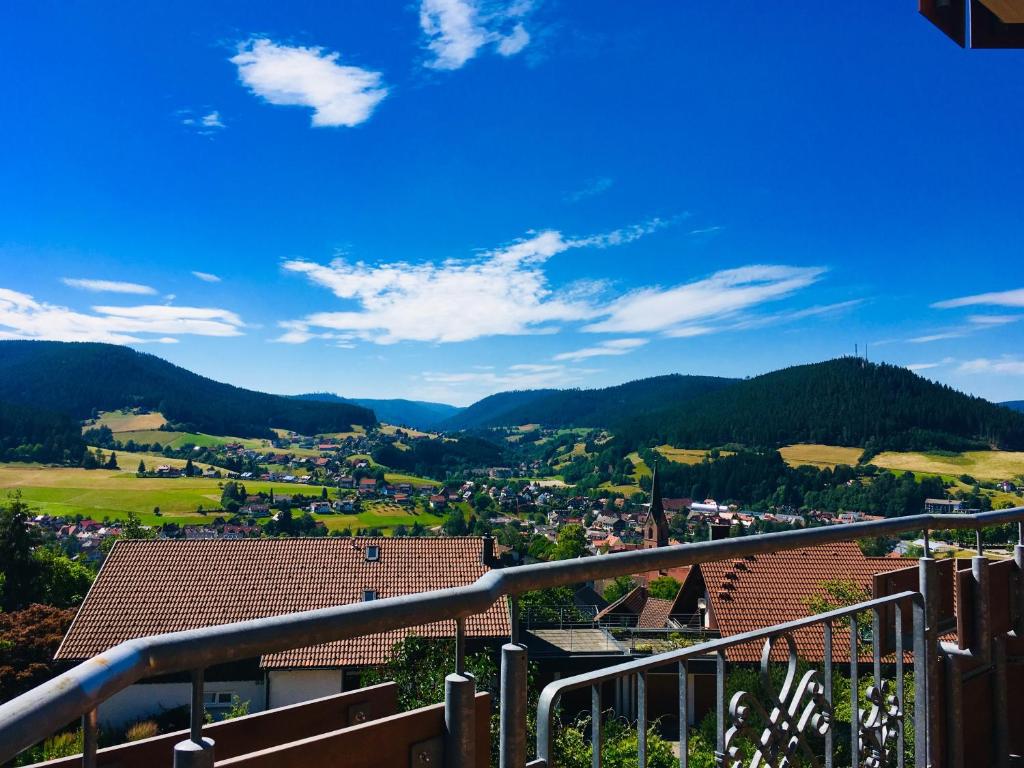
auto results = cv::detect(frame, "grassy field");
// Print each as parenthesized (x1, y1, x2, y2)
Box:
(655, 445, 736, 465)
(89, 410, 167, 432)
(383, 471, 439, 488)
(779, 444, 864, 469)
(872, 450, 1024, 482)
(378, 423, 437, 440)
(627, 451, 652, 477)
(0, 465, 442, 532)
(88, 447, 228, 473)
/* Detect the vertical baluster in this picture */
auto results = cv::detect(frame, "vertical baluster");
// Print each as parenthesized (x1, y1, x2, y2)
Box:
(592, 683, 602, 768)
(716, 651, 726, 767)
(872, 608, 882, 691)
(824, 620, 834, 768)
(678, 660, 688, 768)
(895, 604, 905, 768)
(190, 668, 204, 742)
(912, 596, 928, 768)
(850, 615, 860, 768)
(637, 672, 647, 768)
(510, 595, 520, 645)
(173, 668, 214, 768)
(456, 617, 466, 675)
(81, 709, 98, 768)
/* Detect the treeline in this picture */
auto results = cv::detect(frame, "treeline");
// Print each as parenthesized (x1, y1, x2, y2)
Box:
(445, 374, 736, 430)
(638, 447, 951, 518)
(622, 358, 1024, 451)
(0, 340, 376, 439)
(371, 435, 506, 479)
(0, 400, 86, 464)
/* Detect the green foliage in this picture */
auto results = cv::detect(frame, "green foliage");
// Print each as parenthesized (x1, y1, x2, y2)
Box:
(603, 575, 635, 604)
(0, 340, 375, 438)
(647, 576, 681, 600)
(0, 399, 86, 465)
(804, 579, 872, 637)
(552, 523, 588, 560)
(443, 507, 469, 536)
(372, 435, 505, 480)
(32, 547, 95, 606)
(519, 587, 591, 624)
(553, 714, 676, 768)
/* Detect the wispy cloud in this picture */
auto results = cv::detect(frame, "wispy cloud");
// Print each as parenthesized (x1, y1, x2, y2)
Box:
(277, 220, 667, 345)
(419, 0, 535, 70)
(583, 265, 826, 335)
(0, 288, 244, 344)
(192, 271, 222, 283)
(62, 278, 157, 295)
(553, 338, 647, 362)
(957, 357, 1024, 376)
(564, 176, 613, 203)
(933, 288, 1024, 309)
(181, 110, 226, 134)
(424, 362, 596, 393)
(907, 331, 967, 344)
(231, 38, 388, 127)
(903, 314, 1019, 344)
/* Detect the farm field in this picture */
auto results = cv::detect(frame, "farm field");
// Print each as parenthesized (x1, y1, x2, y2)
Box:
(0, 465, 443, 533)
(872, 450, 1024, 483)
(778, 444, 864, 469)
(655, 445, 736, 465)
(89, 410, 167, 432)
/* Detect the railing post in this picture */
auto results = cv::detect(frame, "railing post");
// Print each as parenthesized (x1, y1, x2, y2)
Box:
(173, 669, 214, 768)
(972, 555, 991, 663)
(81, 709, 97, 768)
(919, 550, 941, 767)
(500, 642, 528, 768)
(445, 673, 476, 768)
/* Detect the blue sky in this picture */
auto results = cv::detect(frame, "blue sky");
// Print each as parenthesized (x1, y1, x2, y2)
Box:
(1, 1, 1022, 406)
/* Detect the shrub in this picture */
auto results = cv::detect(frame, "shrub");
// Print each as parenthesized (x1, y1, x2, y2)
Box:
(125, 720, 159, 742)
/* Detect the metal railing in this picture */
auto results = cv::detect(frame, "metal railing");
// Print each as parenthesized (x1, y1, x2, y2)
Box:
(2, 507, 1024, 768)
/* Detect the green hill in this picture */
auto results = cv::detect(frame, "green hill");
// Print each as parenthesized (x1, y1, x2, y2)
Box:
(1003, 401, 1024, 414)
(0, 341, 376, 439)
(621, 358, 1024, 451)
(0, 400, 86, 464)
(444, 375, 736, 430)
(294, 393, 462, 430)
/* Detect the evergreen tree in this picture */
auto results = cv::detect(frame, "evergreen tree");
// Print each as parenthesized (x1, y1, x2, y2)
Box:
(105, 451, 118, 470)
(137, 459, 146, 474)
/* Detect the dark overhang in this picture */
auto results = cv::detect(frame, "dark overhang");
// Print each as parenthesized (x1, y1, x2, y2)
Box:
(921, 0, 1024, 47)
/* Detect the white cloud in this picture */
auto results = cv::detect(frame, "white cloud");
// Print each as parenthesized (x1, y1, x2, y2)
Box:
(181, 110, 226, 134)
(192, 271, 222, 283)
(62, 278, 157, 295)
(278, 220, 667, 345)
(957, 357, 1024, 376)
(583, 265, 826, 335)
(564, 176, 613, 203)
(200, 111, 224, 129)
(906, 362, 941, 371)
(0, 288, 244, 344)
(553, 338, 648, 362)
(420, 0, 534, 70)
(967, 314, 1020, 326)
(231, 38, 388, 128)
(907, 331, 966, 344)
(424, 362, 595, 392)
(933, 288, 1024, 309)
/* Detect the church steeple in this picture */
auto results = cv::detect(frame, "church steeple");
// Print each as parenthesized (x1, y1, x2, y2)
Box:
(643, 461, 669, 548)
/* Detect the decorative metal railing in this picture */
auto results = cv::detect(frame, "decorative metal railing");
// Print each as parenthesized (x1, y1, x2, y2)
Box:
(1, 507, 1023, 768)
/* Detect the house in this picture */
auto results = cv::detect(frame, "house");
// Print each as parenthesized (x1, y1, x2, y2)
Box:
(55, 537, 510, 727)
(240, 503, 270, 518)
(429, 493, 447, 510)
(358, 477, 378, 495)
(998, 480, 1018, 493)
(309, 501, 332, 515)
(925, 498, 964, 514)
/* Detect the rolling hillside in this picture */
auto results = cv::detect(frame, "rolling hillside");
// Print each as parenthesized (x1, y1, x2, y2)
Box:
(1004, 401, 1024, 414)
(0, 341, 375, 439)
(620, 358, 1024, 451)
(294, 393, 462, 430)
(444, 375, 737, 430)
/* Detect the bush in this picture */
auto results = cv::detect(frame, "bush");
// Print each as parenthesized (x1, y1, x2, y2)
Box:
(125, 720, 159, 742)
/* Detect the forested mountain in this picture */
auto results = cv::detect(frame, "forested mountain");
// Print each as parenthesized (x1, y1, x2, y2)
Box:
(0, 341, 375, 439)
(294, 393, 462, 430)
(445, 375, 737, 430)
(1003, 401, 1024, 414)
(0, 400, 86, 464)
(620, 358, 1024, 451)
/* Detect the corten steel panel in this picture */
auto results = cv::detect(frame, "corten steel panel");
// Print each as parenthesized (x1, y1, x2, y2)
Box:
(988, 559, 1015, 636)
(957, 566, 975, 651)
(921, 0, 968, 46)
(961, 669, 995, 766)
(213, 692, 491, 768)
(26, 683, 400, 768)
(970, 0, 1024, 47)
(873, 559, 954, 656)
(1007, 661, 1024, 756)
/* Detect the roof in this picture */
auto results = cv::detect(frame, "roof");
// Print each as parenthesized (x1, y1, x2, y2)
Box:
(696, 541, 906, 662)
(57, 538, 509, 668)
(637, 597, 675, 629)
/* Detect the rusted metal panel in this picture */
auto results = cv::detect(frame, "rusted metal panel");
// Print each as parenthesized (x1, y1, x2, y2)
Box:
(957, 565, 975, 651)
(213, 693, 491, 768)
(28, 683, 398, 768)
(989, 559, 1015, 635)
(872, 558, 953, 655)
(920, 0, 967, 46)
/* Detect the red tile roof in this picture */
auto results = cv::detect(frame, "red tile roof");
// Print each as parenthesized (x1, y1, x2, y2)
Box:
(695, 542, 906, 662)
(57, 538, 509, 668)
(637, 597, 675, 629)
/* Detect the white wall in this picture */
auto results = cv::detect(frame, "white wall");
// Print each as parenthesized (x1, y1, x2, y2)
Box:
(267, 670, 344, 709)
(97, 680, 266, 729)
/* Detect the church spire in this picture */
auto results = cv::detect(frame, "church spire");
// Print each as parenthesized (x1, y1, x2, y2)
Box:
(644, 460, 669, 548)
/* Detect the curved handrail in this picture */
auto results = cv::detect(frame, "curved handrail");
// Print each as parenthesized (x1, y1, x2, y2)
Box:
(1, 508, 1021, 761)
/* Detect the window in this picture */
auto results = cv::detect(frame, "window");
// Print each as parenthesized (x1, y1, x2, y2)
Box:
(203, 691, 236, 707)
(365, 545, 380, 562)
(363, 589, 377, 601)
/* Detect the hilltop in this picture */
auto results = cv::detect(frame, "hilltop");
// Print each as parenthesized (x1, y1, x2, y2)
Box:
(1004, 401, 1024, 414)
(294, 393, 462, 430)
(444, 375, 737, 430)
(0, 341, 375, 439)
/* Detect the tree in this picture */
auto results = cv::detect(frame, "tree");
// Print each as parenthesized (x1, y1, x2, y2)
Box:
(442, 508, 468, 536)
(0, 491, 41, 611)
(137, 459, 147, 474)
(603, 575, 635, 604)
(648, 576, 681, 600)
(0, 604, 77, 703)
(119, 511, 156, 540)
(105, 451, 119, 470)
(184, 458, 195, 477)
(552, 524, 588, 560)
(32, 548, 95, 607)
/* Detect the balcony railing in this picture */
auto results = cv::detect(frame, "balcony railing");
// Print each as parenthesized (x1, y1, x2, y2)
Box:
(2, 507, 1024, 768)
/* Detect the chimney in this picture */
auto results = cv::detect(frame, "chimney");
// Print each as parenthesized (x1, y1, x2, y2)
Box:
(481, 534, 496, 567)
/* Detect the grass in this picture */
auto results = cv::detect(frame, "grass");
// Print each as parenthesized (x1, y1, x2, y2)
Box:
(654, 445, 736, 466)
(779, 444, 864, 469)
(314, 501, 443, 532)
(88, 447, 228, 473)
(87, 410, 167, 432)
(626, 452, 652, 477)
(871, 450, 1024, 482)
(378, 424, 437, 440)
(383, 471, 439, 488)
